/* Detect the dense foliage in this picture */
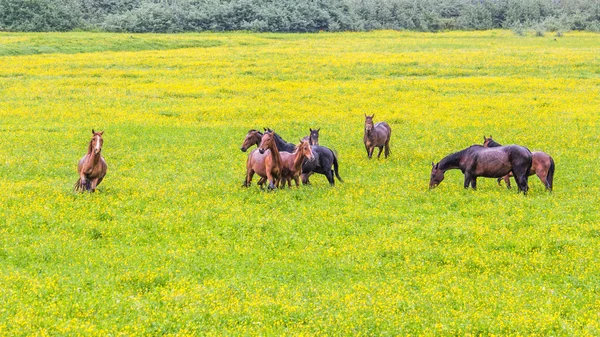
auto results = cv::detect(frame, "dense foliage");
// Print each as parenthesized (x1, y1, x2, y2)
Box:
(0, 0, 599, 33)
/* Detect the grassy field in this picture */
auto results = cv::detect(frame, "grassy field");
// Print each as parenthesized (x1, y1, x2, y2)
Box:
(1, 30, 600, 335)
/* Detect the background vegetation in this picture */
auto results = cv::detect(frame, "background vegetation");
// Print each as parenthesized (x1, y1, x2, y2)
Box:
(0, 0, 599, 33)
(1, 30, 599, 334)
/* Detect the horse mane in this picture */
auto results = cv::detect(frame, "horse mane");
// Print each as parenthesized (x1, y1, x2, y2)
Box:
(87, 137, 94, 154)
(487, 139, 502, 147)
(438, 147, 470, 170)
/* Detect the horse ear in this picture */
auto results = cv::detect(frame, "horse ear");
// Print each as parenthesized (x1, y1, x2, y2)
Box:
(92, 129, 95, 134)
(309, 128, 313, 132)
(317, 128, 320, 132)
(371, 114, 375, 119)
(432, 162, 435, 167)
(99, 131, 104, 135)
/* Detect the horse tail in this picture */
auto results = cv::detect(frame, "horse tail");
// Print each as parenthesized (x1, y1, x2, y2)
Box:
(385, 124, 391, 157)
(73, 178, 83, 192)
(546, 157, 555, 191)
(331, 149, 343, 183)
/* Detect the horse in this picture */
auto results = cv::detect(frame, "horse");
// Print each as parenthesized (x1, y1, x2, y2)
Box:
(300, 145, 343, 186)
(302, 128, 319, 146)
(363, 114, 391, 159)
(74, 130, 107, 192)
(430, 145, 532, 194)
(279, 139, 315, 188)
(266, 130, 342, 186)
(243, 131, 282, 190)
(483, 136, 555, 191)
(240, 129, 263, 152)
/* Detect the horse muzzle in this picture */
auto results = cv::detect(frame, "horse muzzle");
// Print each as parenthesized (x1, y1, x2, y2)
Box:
(240, 147, 247, 152)
(259, 148, 266, 154)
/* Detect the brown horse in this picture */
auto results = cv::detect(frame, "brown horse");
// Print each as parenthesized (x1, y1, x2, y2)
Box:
(483, 136, 555, 191)
(74, 130, 107, 192)
(243, 131, 282, 190)
(280, 139, 315, 188)
(363, 114, 391, 159)
(240, 129, 263, 152)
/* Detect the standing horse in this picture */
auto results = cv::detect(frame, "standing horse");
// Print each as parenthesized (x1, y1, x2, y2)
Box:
(280, 139, 315, 188)
(363, 114, 391, 159)
(483, 136, 555, 191)
(243, 131, 282, 190)
(430, 145, 532, 194)
(300, 145, 343, 186)
(74, 130, 107, 192)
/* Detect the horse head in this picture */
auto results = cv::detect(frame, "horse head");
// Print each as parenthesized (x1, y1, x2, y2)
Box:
(364, 114, 375, 134)
(241, 129, 262, 152)
(91, 129, 104, 155)
(258, 132, 275, 155)
(483, 135, 493, 147)
(309, 128, 320, 146)
(429, 162, 445, 189)
(298, 139, 315, 162)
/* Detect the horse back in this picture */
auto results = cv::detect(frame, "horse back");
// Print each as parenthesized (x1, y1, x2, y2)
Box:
(374, 122, 391, 142)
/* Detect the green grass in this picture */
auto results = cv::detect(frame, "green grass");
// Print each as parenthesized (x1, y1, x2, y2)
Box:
(0, 30, 600, 335)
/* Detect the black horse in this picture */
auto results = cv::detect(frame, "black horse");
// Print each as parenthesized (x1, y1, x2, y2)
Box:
(301, 145, 343, 185)
(430, 145, 532, 193)
(265, 129, 342, 186)
(483, 136, 555, 191)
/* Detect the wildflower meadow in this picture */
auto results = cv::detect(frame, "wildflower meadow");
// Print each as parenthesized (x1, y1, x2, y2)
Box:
(1, 30, 599, 335)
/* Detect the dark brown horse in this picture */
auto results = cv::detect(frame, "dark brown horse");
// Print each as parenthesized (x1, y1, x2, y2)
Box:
(280, 139, 314, 188)
(302, 128, 319, 146)
(363, 114, 391, 159)
(74, 130, 107, 192)
(243, 131, 282, 190)
(483, 136, 555, 191)
(430, 145, 532, 194)
(240, 129, 263, 152)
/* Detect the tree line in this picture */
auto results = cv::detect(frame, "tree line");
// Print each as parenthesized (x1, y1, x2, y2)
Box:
(0, 0, 599, 33)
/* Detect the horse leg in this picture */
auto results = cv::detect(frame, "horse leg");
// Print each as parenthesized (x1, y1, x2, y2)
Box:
(368, 147, 374, 159)
(377, 146, 383, 158)
(294, 176, 300, 187)
(244, 170, 255, 187)
(301, 173, 310, 185)
(384, 138, 390, 158)
(90, 178, 100, 192)
(470, 177, 477, 190)
(326, 170, 335, 186)
(266, 172, 276, 190)
(365, 144, 370, 157)
(514, 172, 529, 195)
(537, 171, 548, 190)
(463, 173, 472, 189)
(504, 175, 512, 189)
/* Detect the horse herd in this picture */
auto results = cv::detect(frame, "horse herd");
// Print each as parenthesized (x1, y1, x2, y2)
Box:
(73, 117, 554, 195)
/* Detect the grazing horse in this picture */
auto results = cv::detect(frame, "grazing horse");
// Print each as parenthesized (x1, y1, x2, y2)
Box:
(430, 145, 532, 194)
(240, 129, 263, 152)
(280, 139, 315, 188)
(74, 130, 107, 192)
(243, 132, 282, 190)
(483, 136, 555, 191)
(363, 114, 391, 159)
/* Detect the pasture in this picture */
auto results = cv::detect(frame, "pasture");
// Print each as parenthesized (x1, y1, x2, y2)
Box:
(1, 30, 600, 335)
